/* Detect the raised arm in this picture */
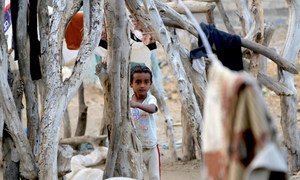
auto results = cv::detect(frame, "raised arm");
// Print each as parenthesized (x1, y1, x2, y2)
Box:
(130, 100, 158, 114)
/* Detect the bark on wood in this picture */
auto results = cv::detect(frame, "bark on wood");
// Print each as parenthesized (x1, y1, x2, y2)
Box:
(259, 23, 275, 73)
(161, 17, 183, 29)
(99, 108, 109, 147)
(57, 145, 73, 177)
(155, 0, 200, 39)
(37, 0, 50, 110)
(248, 0, 264, 78)
(154, 2, 299, 74)
(3, 59, 20, 176)
(150, 50, 178, 161)
(0, 4, 13, 173)
(0, 3, 37, 177)
(37, 1, 104, 179)
(241, 39, 298, 74)
(278, 0, 300, 174)
(8, 50, 24, 121)
(103, 1, 143, 178)
(165, 1, 215, 14)
(75, 83, 88, 137)
(0, 107, 4, 167)
(215, 0, 235, 34)
(126, 0, 203, 159)
(102, 1, 123, 177)
(60, 135, 108, 148)
(179, 45, 206, 111)
(7, 59, 14, 87)
(3, 133, 20, 180)
(38, 0, 71, 174)
(257, 72, 293, 96)
(175, 30, 206, 160)
(63, 109, 72, 138)
(11, 74, 24, 120)
(205, 8, 215, 25)
(181, 106, 196, 161)
(16, 0, 40, 154)
(96, 61, 109, 147)
(0, 73, 38, 179)
(150, 0, 203, 159)
(235, 0, 254, 36)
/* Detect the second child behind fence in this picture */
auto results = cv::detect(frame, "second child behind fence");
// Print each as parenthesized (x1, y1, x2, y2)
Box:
(130, 64, 161, 180)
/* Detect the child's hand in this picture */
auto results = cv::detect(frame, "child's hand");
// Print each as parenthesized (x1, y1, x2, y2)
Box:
(130, 100, 157, 113)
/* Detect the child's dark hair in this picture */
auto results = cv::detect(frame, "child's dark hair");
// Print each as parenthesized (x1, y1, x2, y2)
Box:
(130, 64, 153, 84)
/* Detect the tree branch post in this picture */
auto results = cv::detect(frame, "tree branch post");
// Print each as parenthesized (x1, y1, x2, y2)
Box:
(278, 0, 300, 174)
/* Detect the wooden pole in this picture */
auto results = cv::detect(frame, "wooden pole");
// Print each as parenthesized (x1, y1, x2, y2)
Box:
(165, 1, 215, 14)
(278, 0, 300, 174)
(155, 1, 298, 74)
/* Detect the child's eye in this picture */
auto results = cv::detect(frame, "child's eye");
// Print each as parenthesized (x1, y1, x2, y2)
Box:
(135, 80, 141, 84)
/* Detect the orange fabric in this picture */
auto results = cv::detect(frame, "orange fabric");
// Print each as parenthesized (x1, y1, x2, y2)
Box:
(65, 12, 83, 50)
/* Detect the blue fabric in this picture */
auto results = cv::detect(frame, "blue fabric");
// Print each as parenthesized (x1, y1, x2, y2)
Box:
(190, 23, 244, 71)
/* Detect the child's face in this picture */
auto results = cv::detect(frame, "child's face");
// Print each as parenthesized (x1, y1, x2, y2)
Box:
(130, 72, 152, 98)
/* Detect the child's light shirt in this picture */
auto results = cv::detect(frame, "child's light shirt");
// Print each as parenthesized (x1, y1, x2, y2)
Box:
(131, 94, 158, 148)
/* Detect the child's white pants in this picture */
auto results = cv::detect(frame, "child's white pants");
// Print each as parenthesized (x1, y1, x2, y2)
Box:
(143, 145, 160, 180)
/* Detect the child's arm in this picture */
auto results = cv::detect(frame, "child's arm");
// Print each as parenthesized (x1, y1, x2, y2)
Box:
(130, 100, 158, 114)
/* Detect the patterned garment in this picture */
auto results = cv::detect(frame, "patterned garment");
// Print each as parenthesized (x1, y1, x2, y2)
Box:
(202, 61, 288, 180)
(131, 94, 158, 148)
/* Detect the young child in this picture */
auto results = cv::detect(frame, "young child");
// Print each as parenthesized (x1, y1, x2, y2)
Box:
(130, 64, 160, 180)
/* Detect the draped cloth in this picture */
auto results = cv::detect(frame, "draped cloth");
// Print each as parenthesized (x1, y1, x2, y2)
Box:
(190, 22, 243, 71)
(202, 61, 288, 180)
(9, 1, 42, 80)
(29, 0, 42, 80)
